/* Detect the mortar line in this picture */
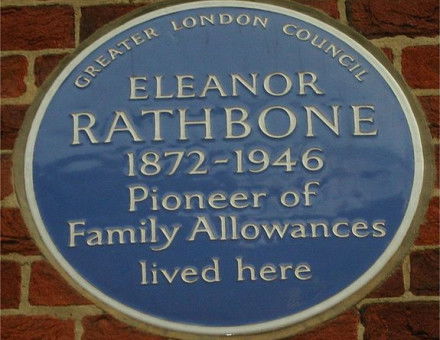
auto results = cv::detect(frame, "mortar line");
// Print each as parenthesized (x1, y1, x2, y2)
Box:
(0, 0, 135, 7)
(18, 262, 31, 311)
(412, 89, 440, 96)
(392, 45, 402, 73)
(411, 245, 440, 251)
(402, 255, 411, 292)
(1, 98, 33, 106)
(371, 36, 440, 48)
(74, 5, 82, 47)
(357, 319, 365, 340)
(1, 305, 103, 318)
(0, 194, 20, 209)
(357, 295, 439, 308)
(0, 254, 44, 263)
(25, 54, 37, 100)
(337, 0, 347, 24)
(1, 49, 76, 57)
(75, 318, 85, 340)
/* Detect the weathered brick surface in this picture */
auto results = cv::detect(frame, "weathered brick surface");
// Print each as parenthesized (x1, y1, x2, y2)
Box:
(80, 5, 140, 41)
(1, 56, 28, 98)
(1, 261, 21, 309)
(82, 314, 163, 340)
(367, 266, 404, 298)
(1, 105, 28, 150)
(1, 208, 40, 255)
(297, 0, 339, 18)
(347, 0, 439, 38)
(410, 249, 439, 296)
(1, 154, 13, 200)
(418, 96, 439, 139)
(291, 310, 359, 340)
(34, 54, 68, 87)
(78, 0, 338, 42)
(1, 6, 75, 50)
(29, 261, 90, 306)
(402, 45, 439, 89)
(1, 315, 75, 340)
(0, 1, 439, 339)
(416, 196, 439, 245)
(362, 302, 439, 339)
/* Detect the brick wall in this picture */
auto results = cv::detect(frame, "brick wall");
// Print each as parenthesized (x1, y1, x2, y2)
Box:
(1, 0, 438, 339)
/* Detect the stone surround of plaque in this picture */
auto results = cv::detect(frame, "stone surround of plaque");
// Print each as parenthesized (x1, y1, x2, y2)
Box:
(15, 1, 433, 339)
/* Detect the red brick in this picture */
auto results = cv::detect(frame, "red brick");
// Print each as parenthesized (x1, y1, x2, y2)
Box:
(362, 302, 439, 339)
(1, 6, 75, 50)
(297, 0, 339, 18)
(347, 0, 439, 38)
(80, 5, 141, 41)
(34, 54, 68, 87)
(1, 315, 74, 339)
(410, 249, 439, 296)
(402, 45, 439, 89)
(435, 147, 439, 189)
(1, 55, 27, 98)
(381, 47, 393, 62)
(29, 261, 90, 306)
(1, 105, 28, 150)
(1, 261, 21, 309)
(367, 266, 404, 298)
(1, 154, 13, 200)
(1, 208, 40, 255)
(416, 196, 439, 245)
(418, 96, 439, 139)
(291, 310, 359, 340)
(82, 314, 163, 340)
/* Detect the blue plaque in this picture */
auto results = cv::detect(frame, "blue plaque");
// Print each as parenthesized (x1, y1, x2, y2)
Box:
(15, 1, 432, 338)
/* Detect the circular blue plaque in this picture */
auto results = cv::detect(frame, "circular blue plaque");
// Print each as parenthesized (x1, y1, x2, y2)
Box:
(16, 1, 432, 338)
